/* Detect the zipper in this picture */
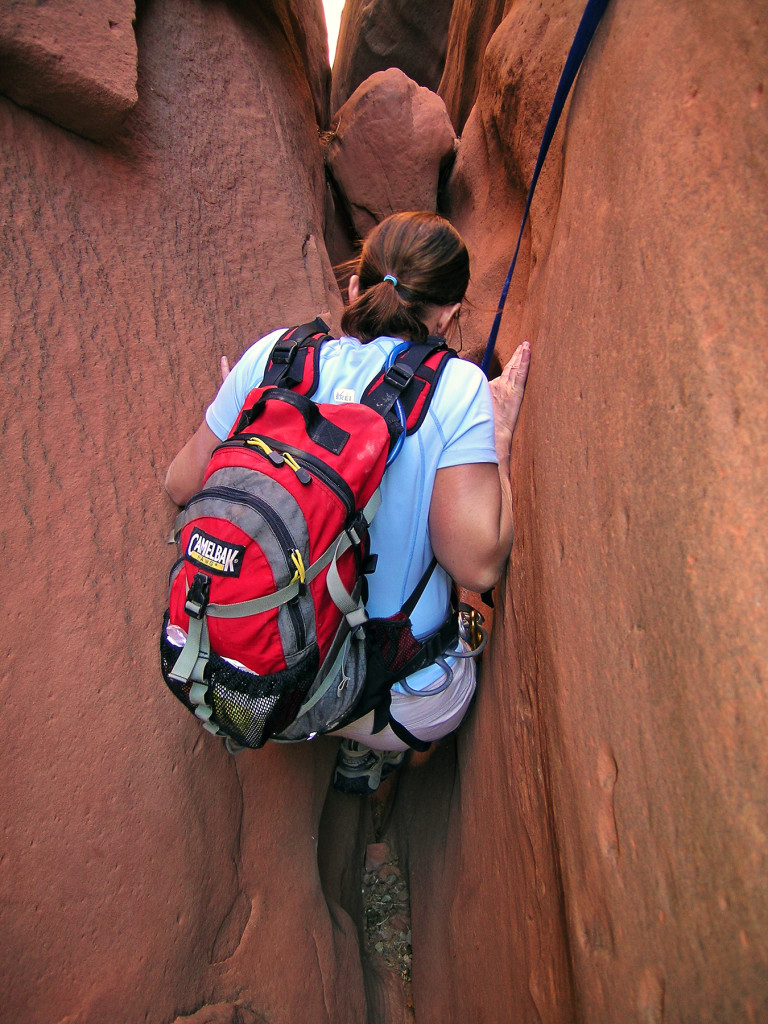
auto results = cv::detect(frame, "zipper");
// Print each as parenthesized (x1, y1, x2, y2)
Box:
(185, 484, 307, 650)
(213, 435, 355, 516)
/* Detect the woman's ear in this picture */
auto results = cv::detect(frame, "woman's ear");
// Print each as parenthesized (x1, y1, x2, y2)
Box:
(436, 302, 461, 336)
(348, 275, 360, 303)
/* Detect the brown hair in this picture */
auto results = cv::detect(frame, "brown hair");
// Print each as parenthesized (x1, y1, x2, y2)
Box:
(340, 212, 470, 343)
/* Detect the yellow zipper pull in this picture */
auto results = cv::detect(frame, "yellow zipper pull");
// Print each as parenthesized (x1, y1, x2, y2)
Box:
(247, 436, 284, 465)
(282, 452, 312, 485)
(289, 549, 306, 585)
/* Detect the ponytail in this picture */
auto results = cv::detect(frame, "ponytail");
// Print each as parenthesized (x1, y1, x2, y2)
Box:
(340, 212, 469, 343)
(342, 275, 432, 343)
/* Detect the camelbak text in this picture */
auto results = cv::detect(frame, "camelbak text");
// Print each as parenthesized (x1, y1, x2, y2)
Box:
(186, 528, 245, 577)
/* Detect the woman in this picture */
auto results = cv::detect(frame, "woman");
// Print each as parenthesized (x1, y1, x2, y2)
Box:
(166, 211, 529, 793)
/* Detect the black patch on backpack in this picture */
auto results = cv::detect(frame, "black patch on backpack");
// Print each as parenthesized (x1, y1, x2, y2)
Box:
(185, 528, 245, 577)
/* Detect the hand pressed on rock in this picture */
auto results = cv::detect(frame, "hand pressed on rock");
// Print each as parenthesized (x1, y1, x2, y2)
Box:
(220, 355, 230, 382)
(430, 341, 528, 590)
(489, 341, 530, 442)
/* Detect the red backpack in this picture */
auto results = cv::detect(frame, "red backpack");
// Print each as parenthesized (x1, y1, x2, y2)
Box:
(160, 319, 458, 751)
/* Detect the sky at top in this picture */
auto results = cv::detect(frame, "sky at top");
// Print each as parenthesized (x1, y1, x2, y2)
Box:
(322, 0, 346, 65)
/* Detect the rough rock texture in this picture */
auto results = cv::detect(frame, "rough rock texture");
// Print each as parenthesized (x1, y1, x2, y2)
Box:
(395, 0, 768, 1022)
(437, 0, 511, 134)
(269, 0, 333, 128)
(325, 69, 457, 240)
(0, 2, 358, 1022)
(331, 0, 455, 115)
(6, 0, 768, 1020)
(0, 0, 139, 140)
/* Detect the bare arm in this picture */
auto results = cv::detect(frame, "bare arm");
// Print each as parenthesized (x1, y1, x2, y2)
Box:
(428, 342, 530, 592)
(164, 419, 221, 506)
(164, 356, 231, 506)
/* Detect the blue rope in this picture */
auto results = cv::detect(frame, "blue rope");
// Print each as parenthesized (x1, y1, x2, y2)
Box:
(479, 0, 611, 376)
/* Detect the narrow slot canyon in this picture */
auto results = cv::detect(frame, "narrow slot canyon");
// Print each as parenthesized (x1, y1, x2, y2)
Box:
(1, 2, 767, 1023)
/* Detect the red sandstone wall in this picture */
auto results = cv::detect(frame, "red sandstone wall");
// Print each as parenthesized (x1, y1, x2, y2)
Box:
(5, 0, 768, 1021)
(0, 2, 360, 1022)
(0, 0, 138, 139)
(437, 0, 511, 134)
(398, 0, 768, 1021)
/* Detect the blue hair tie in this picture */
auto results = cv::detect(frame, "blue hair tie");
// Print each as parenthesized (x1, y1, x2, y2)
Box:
(383, 274, 398, 287)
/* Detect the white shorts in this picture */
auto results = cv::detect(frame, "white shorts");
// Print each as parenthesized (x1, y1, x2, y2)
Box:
(331, 645, 477, 752)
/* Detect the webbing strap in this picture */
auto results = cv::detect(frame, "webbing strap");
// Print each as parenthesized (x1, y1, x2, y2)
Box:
(326, 532, 367, 625)
(479, 0, 611, 375)
(206, 580, 301, 619)
(400, 557, 438, 618)
(260, 318, 331, 392)
(168, 614, 211, 686)
(387, 714, 431, 752)
(361, 340, 445, 424)
(325, 490, 381, 624)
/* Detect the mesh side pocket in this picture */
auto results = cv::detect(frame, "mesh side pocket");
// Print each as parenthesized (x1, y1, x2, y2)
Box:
(364, 614, 422, 679)
(207, 645, 318, 748)
(160, 614, 319, 748)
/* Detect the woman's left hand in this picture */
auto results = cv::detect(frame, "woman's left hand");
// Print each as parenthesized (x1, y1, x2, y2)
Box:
(220, 356, 230, 382)
(489, 341, 530, 442)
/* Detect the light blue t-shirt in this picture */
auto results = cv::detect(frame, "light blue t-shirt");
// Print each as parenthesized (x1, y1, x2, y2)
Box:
(206, 331, 498, 691)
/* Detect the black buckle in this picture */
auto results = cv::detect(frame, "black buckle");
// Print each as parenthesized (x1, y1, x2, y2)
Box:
(346, 511, 370, 547)
(383, 362, 414, 391)
(185, 572, 211, 619)
(271, 339, 298, 365)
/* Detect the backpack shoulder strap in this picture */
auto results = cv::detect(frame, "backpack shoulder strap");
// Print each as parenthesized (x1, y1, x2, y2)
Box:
(260, 317, 333, 396)
(401, 344, 457, 434)
(360, 338, 457, 435)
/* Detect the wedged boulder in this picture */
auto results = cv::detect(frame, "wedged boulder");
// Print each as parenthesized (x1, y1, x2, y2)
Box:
(0, 0, 138, 140)
(325, 68, 457, 239)
(0, 1, 357, 1022)
(399, 0, 768, 1021)
(331, 0, 455, 113)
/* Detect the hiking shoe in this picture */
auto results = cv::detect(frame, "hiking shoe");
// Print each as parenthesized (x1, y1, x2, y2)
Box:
(333, 740, 406, 795)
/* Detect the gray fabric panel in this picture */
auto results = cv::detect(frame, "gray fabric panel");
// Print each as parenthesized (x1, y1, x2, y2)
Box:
(180, 466, 316, 658)
(273, 623, 367, 741)
(208, 466, 308, 541)
(213, 466, 317, 659)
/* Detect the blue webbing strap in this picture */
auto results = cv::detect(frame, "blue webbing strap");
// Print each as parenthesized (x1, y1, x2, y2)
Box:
(479, 0, 611, 375)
